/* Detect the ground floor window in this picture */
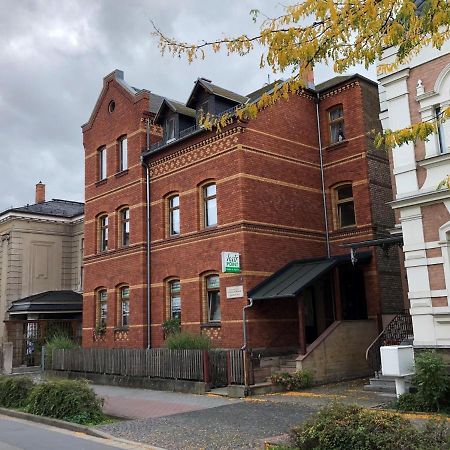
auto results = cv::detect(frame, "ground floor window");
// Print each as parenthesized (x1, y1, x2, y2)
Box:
(169, 280, 181, 319)
(206, 275, 221, 322)
(120, 286, 130, 327)
(98, 289, 108, 328)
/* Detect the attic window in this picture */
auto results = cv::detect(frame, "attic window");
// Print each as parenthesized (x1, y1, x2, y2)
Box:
(108, 101, 116, 113)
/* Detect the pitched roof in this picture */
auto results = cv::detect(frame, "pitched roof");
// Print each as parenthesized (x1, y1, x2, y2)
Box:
(154, 98, 196, 124)
(8, 290, 83, 314)
(246, 80, 284, 103)
(315, 74, 377, 93)
(186, 78, 248, 108)
(2, 199, 84, 219)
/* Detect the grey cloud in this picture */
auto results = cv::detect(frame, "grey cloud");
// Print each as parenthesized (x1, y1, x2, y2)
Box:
(0, 0, 375, 211)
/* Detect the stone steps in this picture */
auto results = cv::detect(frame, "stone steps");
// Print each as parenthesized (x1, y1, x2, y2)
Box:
(364, 375, 412, 393)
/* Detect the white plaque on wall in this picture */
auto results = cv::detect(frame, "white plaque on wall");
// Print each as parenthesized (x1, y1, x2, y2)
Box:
(226, 285, 244, 299)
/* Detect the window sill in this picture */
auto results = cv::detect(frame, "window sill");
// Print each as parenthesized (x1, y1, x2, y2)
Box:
(167, 233, 181, 239)
(201, 322, 221, 328)
(335, 225, 357, 232)
(95, 179, 108, 187)
(326, 139, 349, 150)
(115, 169, 129, 178)
(114, 326, 129, 332)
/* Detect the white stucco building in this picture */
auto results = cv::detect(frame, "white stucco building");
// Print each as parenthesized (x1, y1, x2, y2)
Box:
(378, 39, 450, 350)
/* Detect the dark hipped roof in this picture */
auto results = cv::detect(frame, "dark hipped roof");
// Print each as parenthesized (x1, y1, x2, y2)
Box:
(8, 291, 83, 315)
(246, 80, 284, 103)
(154, 98, 196, 124)
(186, 78, 248, 108)
(248, 253, 371, 301)
(2, 199, 84, 219)
(149, 92, 166, 114)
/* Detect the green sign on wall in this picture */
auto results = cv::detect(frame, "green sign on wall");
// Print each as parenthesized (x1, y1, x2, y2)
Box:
(221, 251, 240, 273)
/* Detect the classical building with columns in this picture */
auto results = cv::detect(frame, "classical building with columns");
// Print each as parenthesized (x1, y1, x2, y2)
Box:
(377, 40, 450, 350)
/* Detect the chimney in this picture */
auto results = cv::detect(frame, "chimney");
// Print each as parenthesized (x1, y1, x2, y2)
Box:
(302, 65, 315, 89)
(35, 181, 45, 204)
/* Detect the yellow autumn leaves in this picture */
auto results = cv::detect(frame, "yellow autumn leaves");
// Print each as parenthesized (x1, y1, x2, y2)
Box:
(152, 0, 450, 148)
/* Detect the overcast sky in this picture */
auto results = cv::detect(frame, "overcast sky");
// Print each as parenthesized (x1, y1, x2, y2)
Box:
(0, 0, 375, 211)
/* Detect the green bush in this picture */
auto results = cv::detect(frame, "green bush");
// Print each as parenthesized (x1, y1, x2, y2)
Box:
(271, 370, 312, 391)
(396, 350, 450, 412)
(0, 376, 34, 408)
(27, 379, 105, 425)
(290, 403, 449, 450)
(162, 317, 181, 336)
(166, 331, 211, 350)
(44, 333, 79, 368)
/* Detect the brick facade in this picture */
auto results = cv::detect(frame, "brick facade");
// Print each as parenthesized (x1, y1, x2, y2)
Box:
(82, 70, 401, 351)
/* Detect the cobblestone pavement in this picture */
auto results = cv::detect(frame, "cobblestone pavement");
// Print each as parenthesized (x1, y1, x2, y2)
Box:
(94, 379, 394, 449)
(97, 400, 316, 450)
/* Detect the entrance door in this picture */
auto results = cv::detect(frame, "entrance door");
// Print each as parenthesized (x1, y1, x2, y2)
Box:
(340, 265, 368, 320)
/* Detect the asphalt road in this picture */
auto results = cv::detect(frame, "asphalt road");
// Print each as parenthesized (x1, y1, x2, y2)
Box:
(0, 415, 151, 450)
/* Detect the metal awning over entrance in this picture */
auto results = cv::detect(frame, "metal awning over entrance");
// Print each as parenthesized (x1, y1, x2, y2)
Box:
(248, 253, 371, 301)
(7, 290, 83, 315)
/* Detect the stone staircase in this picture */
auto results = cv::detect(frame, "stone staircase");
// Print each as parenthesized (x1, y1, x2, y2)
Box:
(364, 374, 412, 394)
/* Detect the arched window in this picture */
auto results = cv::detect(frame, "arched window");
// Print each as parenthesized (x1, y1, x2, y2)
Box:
(118, 136, 128, 171)
(98, 146, 107, 180)
(328, 105, 345, 144)
(334, 184, 356, 228)
(98, 214, 108, 252)
(168, 195, 180, 236)
(118, 207, 130, 247)
(97, 289, 108, 329)
(168, 279, 181, 320)
(119, 286, 130, 327)
(203, 183, 217, 227)
(206, 274, 220, 322)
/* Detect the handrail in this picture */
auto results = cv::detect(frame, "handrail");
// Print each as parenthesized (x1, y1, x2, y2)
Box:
(366, 311, 413, 375)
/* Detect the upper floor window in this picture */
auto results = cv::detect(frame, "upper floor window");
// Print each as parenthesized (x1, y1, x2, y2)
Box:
(168, 195, 180, 236)
(334, 184, 356, 228)
(98, 215, 108, 252)
(98, 289, 108, 328)
(206, 275, 221, 322)
(166, 118, 175, 142)
(435, 106, 447, 154)
(98, 146, 107, 180)
(329, 106, 345, 144)
(119, 208, 130, 247)
(169, 280, 181, 320)
(119, 136, 128, 171)
(203, 183, 217, 227)
(120, 286, 130, 328)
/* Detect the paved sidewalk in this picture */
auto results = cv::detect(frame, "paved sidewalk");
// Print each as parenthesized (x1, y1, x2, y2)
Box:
(92, 385, 241, 419)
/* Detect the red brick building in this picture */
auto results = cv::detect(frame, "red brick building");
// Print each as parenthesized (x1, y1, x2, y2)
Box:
(81, 70, 402, 382)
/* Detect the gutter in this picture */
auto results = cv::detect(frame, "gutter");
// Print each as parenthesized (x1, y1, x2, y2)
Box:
(316, 93, 331, 258)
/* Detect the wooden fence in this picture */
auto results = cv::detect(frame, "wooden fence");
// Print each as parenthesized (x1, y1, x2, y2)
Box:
(51, 348, 248, 385)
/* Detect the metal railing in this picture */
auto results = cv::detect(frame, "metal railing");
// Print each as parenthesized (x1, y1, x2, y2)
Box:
(366, 311, 413, 375)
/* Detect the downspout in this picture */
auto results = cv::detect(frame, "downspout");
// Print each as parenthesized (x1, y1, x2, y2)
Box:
(142, 118, 152, 349)
(316, 93, 331, 258)
(240, 297, 254, 351)
(241, 297, 254, 389)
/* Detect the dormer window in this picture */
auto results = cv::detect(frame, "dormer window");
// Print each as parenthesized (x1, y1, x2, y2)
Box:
(166, 118, 176, 142)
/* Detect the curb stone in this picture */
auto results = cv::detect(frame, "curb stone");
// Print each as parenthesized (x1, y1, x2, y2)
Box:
(0, 407, 165, 449)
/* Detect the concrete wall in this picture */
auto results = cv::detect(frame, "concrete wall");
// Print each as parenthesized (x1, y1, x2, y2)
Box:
(296, 320, 377, 383)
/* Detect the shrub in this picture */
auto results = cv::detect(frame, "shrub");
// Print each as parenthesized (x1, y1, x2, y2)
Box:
(0, 376, 34, 408)
(27, 379, 105, 425)
(396, 350, 450, 413)
(162, 317, 181, 336)
(290, 402, 449, 450)
(166, 331, 211, 350)
(44, 333, 79, 368)
(271, 370, 312, 391)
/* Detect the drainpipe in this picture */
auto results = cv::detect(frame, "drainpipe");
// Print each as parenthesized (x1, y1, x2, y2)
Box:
(142, 118, 152, 349)
(241, 298, 254, 351)
(241, 297, 254, 389)
(316, 93, 331, 258)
